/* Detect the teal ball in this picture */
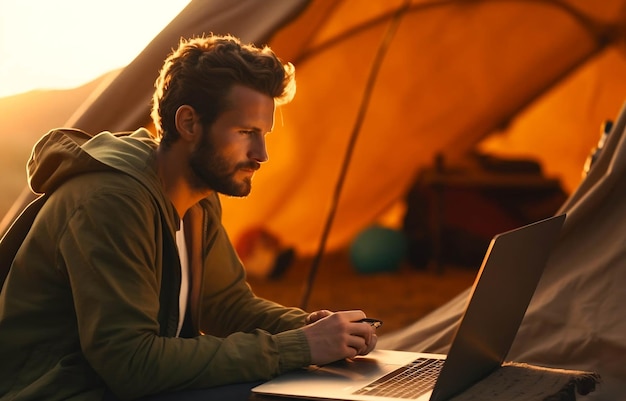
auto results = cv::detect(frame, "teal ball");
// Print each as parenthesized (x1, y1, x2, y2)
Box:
(349, 226, 407, 274)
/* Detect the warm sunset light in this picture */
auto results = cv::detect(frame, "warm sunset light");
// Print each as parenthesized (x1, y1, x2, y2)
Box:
(0, 0, 190, 98)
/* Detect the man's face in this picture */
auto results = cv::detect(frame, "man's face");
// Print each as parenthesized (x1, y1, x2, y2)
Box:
(188, 85, 275, 197)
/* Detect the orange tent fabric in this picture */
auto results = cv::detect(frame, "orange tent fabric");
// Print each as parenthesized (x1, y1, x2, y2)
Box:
(2, 0, 626, 256)
(221, 0, 626, 254)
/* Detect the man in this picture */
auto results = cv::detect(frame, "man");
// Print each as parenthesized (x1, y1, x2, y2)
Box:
(0, 34, 377, 400)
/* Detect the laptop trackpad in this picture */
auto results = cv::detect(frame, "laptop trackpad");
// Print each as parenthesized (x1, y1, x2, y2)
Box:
(313, 357, 392, 381)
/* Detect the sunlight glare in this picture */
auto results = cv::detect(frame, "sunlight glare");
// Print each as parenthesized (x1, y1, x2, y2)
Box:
(0, 0, 191, 98)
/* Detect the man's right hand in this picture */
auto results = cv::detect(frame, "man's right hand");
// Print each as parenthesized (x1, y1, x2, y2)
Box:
(301, 310, 378, 366)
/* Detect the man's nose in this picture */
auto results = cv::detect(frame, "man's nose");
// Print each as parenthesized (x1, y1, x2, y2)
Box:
(249, 138, 269, 163)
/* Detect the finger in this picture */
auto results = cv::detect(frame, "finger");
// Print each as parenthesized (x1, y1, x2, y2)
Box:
(333, 310, 367, 324)
(362, 333, 378, 355)
(350, 336, 374, 356)
(348, 320, 375, 337)
(346, 335, 367, 356)
(347, 324, 376, 355)
(306, 309, 333, 324)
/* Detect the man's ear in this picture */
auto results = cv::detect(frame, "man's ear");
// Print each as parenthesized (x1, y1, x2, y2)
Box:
(175, 105, 199, 142)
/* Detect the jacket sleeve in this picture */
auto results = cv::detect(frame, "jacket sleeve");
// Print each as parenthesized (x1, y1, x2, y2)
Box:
(59, 184, 310, 400)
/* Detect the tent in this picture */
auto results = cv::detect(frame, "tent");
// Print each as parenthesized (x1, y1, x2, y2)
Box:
(1, 0, 625, 398)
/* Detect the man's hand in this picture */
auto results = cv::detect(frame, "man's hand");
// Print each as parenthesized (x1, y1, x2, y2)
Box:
(302, 310, 378, 366)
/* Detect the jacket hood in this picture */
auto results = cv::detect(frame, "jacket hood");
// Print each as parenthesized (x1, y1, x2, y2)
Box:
(28, 127, 162, 201)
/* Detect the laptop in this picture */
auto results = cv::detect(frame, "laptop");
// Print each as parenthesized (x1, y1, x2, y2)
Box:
(252, 213, 566, 401)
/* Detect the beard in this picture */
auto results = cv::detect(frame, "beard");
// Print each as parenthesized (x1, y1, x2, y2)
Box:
(188, 130, 260, 197)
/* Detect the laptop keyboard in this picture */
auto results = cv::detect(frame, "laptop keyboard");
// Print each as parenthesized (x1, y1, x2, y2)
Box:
(353, 357, 444, 399)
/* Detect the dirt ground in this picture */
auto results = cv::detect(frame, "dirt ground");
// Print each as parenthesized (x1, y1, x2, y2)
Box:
(247, 249, 477, 336)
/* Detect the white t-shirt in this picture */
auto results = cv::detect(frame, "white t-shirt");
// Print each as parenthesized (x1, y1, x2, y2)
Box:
(175, 221, 190, 337)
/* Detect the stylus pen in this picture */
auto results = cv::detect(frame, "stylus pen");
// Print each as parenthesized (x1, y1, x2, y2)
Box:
(356, 318, 383, 328)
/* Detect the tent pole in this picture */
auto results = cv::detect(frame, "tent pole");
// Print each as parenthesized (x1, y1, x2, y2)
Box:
(299, 0, 411, 310)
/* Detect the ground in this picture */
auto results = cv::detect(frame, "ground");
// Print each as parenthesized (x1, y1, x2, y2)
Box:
(247, 249, 477, 336)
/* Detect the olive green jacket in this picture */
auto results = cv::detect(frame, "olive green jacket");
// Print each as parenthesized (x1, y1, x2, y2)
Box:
(0, 128, 310, 400)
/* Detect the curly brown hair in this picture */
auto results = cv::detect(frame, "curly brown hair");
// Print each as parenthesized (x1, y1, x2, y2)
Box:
(151, 34, 296, 147)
